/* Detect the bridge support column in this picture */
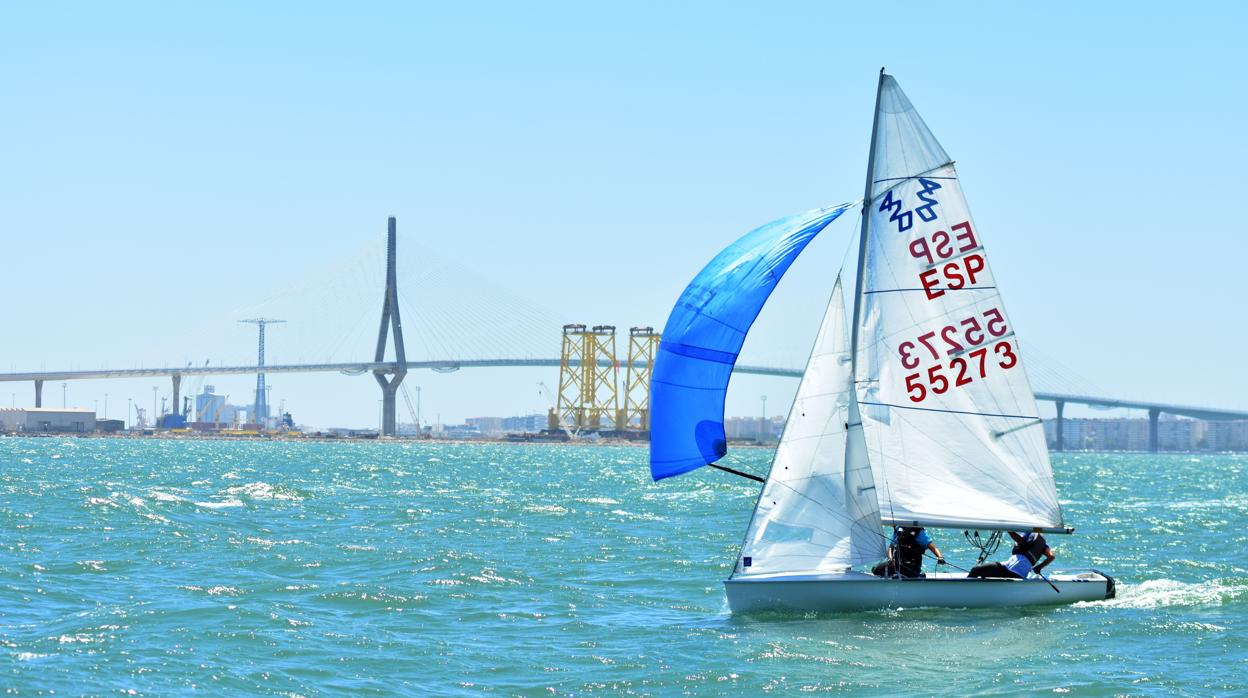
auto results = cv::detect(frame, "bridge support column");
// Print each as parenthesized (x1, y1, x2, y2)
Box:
(172, 375, 181, 421)
(1148, 407, 1160, 453)
(372, 216, 407, 437)
(34, 379, 43, 408)
(1054, 400, 1065, 452)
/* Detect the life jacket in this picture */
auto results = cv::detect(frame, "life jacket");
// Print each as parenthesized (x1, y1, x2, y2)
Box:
(894, 527, 925, 577)
(1011, 533, 1048, 565)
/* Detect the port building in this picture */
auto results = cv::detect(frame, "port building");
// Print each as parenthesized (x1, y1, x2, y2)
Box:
(0, 408, 96, 433)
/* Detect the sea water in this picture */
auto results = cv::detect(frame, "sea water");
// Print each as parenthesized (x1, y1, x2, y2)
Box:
(0, 438, 1243, 695)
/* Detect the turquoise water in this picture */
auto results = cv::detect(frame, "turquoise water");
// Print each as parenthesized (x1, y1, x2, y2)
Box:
(0, 438, 1244, 695)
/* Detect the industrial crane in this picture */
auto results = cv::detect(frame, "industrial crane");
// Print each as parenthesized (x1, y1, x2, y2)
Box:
(538, 381, 580, 439)
(184, 360, 210, 420)
(399, 383, 420, 436)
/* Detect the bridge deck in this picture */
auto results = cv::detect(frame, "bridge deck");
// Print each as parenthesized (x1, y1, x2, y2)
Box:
(0, 360, 1243, 422)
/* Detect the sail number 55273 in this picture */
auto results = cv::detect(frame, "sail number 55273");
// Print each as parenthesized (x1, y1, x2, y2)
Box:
(904, 340, 1018, 403)
(897, 308, 1008, 369)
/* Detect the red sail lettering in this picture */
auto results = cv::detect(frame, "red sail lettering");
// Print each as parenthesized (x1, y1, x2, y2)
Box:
(944, 261, 966, 289)
(932, 230, 952, 260)
(952, 221, 977, 252)
(920, 268, 943, 299)
(909, 237, 933, 265)
(965, 254, 985, 285)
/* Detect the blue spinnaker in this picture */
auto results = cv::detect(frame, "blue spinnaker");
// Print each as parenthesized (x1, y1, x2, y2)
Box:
(649, 202, 855, 481)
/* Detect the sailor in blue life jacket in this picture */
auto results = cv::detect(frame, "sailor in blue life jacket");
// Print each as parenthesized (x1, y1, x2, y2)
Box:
(872, 526, 946, 578)
(968, 530, 1055, 580)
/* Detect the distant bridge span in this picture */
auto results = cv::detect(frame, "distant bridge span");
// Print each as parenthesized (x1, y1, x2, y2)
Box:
(1, 358, 1244, 452)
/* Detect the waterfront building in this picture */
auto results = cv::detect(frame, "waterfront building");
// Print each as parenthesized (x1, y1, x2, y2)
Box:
(0, 408, 96, 433)
(502, 414, 547, 433)
(1045, 417, 1247, 452)
(436, 423, 483, 439)
(724, 416, 785, 442)
(194, 386, 242, 427)
(466, 416, 504, 436)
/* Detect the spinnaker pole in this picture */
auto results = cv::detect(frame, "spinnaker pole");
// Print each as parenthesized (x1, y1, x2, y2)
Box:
(710, 463, 765, 483)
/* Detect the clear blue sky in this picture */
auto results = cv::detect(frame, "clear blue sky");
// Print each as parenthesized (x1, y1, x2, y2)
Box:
(2, 2, 1244, 428)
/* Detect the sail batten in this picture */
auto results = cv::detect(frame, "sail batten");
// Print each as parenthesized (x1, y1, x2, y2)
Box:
(859, 401, 1039, 420)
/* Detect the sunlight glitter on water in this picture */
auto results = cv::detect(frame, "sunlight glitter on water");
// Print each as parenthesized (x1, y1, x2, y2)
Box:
(0, 439, 1243, 694)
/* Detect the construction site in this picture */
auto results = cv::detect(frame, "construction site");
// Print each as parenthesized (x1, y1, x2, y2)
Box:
(543, 324, 660, 440)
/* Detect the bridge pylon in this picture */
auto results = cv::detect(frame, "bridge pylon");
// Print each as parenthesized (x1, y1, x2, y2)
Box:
(373, 216, 407, 436)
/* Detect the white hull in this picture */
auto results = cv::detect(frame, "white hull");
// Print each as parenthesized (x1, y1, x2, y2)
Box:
(725, 570, 1115, 613)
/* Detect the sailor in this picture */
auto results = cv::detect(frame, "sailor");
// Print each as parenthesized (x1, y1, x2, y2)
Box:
(968, 530, 1055, 580)
(872, 526, 946, 578)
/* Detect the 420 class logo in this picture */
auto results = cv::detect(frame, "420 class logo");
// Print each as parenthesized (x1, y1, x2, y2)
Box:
(879, 178, 942, 233)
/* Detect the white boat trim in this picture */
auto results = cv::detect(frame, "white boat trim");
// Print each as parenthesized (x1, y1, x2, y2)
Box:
(724, 570, 1116, 613)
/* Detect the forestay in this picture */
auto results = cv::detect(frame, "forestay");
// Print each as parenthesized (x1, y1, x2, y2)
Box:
(736, 278, 885, 576)
(649, 203, 854, 481)
(854, 75, 1063, 531)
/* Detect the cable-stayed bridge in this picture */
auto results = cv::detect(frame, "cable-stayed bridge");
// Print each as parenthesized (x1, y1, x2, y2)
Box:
(3, 217, 1245, 451)
(3, 358, 1246, 452)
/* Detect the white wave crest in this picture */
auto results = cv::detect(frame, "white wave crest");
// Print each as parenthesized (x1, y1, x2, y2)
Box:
(1080, 578, 1247, 609)
(224, 482, 302, 501)
(194, 499, 244, 509)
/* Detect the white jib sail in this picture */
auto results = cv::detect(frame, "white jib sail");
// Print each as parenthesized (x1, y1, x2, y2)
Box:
(855, 74, 1063, 531)
(736, 277, 886, 576)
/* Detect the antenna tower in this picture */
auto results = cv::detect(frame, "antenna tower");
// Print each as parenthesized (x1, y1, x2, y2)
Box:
(238, 317, 286, 426)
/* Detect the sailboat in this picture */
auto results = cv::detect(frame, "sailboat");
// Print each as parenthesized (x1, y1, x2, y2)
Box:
(648, 71, 1115, 612)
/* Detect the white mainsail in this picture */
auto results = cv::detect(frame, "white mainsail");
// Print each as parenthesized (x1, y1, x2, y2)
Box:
(854, 74, 1063, 531)
(737, 278, 886, 576)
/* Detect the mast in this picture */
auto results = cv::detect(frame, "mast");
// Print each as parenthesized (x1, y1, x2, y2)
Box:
(849, 68, 887, 376)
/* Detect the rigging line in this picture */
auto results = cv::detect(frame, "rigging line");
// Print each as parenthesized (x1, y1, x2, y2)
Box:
(868, 161, 958, 203)
(396, 298, 438, 360)
(836, 201, 863, 277)
(727, 292, 848, 577)
(873, 176, 959, 183)
(921, 550, 970, 573)
(863, 287, 997, 294)
(400, 297, 453, 360)
(860, 401, 1037, 420)
(731, 410, 893, 565)
(740, 475, 909, 560)
(753, 377, 893, 561)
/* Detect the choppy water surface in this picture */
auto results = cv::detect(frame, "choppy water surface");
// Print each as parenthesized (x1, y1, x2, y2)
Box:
(0, 439, 1243, 695)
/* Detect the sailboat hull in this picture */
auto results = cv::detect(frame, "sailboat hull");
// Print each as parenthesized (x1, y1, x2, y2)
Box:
(724, 570, 1114, 613)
